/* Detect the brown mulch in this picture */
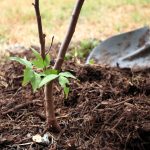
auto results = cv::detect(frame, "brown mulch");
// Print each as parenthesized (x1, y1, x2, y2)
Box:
(0, 51, 150, 150)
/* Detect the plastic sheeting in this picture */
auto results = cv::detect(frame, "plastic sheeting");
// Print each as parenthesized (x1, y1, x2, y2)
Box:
(86, 26, 150, 70)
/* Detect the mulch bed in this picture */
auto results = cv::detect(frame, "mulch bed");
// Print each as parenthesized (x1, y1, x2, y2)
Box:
(0, 50, 150, 150)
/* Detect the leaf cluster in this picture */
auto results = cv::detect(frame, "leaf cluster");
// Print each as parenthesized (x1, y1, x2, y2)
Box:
(10, 49, 76, 98)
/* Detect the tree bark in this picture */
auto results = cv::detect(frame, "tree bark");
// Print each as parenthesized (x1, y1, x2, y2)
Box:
(33, 0, 45, 60)
(44, 82, 61, 131)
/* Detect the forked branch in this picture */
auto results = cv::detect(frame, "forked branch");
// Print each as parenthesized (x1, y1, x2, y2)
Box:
(33, 0, 85, 132)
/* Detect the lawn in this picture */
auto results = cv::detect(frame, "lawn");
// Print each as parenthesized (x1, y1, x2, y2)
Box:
(0, 0, 150, 46)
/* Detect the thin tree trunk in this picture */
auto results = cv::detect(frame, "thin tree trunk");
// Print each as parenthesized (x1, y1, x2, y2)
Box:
(44, 82, 61, 131)
(34, 0, 60, 131)
(33, 0, 45, 60)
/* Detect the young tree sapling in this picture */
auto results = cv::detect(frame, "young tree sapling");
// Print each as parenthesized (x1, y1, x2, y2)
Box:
(10, 0, 85, 132)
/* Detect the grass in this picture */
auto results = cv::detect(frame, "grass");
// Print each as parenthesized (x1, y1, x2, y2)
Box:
(65, 39, 99, 61)
(0, 0, 150, 46)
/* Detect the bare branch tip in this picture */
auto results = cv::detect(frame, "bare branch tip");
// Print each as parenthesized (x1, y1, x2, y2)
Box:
(32, 3, 35, 6)
(46, 35, 55, 55)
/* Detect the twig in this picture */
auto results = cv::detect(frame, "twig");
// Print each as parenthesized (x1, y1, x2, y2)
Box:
(124, 132, 132, 150)
(46, 36, 54, 55)
(111, 117, 124, 129)
(33, 0, 45, 59)
(113, 98, 133, 106)
(7, 114, 14, 121)
(35, 112, 46, 120)
(35, 112, 69, 121)
(14, 142, 33, 146)
(2, 100, 41, 115)
(15, 110, 26, 121)
(6, 87, 22, 108)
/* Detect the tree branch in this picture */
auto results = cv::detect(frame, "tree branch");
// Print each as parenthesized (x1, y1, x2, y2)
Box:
(54, 0, 85, 70)
(46, 36, 54, 55)
(33, 0, 46, 59)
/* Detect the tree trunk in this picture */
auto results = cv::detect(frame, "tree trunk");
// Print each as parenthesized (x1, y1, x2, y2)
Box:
(44, 82, 61, 132)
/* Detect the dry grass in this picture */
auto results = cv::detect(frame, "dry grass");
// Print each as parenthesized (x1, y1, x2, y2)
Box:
(0, 0, 150, 46)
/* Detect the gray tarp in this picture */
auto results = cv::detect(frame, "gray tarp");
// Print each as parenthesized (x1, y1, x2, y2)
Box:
(86, 26, 150, 70)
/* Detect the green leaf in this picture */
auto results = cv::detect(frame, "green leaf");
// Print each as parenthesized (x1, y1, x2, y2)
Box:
(31, 48, 41, 60)
(31, 49, 51, 68)
(39, 73, 46, 77)
(10, 57, 32, 68)
(31, 48, 45, 68)
(89, 59, 95, 64)
(44, 69, 58, 75)
(39, 74, 59, 88)
(59, 76, 70, 99)
(58, 76, 69, 88)
(64, 86, 69, 99)
(32, 59, 45, 68)
(31, 48, 51, 68)
(31, 72, 41, 92)
(43, 54, 51, 67)
(22, 67, 34, 86)
(59, 72, 76, 79)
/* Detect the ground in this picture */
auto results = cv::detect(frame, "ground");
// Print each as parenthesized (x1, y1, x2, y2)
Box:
(0, 1, 150, 149)
(0, 49, 150, 150)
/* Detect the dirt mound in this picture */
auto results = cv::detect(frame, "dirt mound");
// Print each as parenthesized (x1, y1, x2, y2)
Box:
(0, 52, 150, 150)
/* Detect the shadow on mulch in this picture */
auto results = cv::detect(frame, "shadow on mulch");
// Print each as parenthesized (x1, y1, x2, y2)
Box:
(0, 50, 150, 150)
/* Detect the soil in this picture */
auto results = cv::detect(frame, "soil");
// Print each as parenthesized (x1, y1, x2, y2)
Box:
(0, 50, 150, 150)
